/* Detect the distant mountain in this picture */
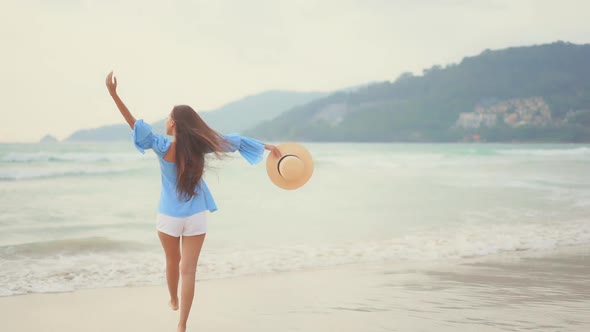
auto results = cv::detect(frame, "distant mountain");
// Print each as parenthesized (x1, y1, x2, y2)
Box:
(336, 81, 380, 93)
(39, 134, 59, 143)
(246, 41, 590, 142)
(66, 90, 327, 141)
(196, 90, 327, 134)
(66, 124, 133, 142)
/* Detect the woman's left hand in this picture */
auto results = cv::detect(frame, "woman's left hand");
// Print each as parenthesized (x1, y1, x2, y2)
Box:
(265, 144, 281, 158)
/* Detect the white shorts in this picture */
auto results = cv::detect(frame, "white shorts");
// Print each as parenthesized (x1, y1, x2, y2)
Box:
(156, 211, 208, 237)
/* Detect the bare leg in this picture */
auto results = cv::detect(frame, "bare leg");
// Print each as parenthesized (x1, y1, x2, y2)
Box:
(178, 233, 206, 332)
(158, 231, 181, 310)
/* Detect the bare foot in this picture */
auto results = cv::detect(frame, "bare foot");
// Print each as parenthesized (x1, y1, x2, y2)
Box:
(169, 298, 179, 311)
(177, 323, 186, 332)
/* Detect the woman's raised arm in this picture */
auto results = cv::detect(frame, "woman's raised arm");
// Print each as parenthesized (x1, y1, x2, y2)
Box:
(105, 71, 136, 129)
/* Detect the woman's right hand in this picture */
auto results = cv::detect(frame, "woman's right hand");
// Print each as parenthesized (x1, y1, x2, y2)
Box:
(105, 70, 136, 129)
(105, 71, 118, 96)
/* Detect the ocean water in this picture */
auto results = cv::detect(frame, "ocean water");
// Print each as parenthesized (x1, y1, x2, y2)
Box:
(0, 142, 589, 296)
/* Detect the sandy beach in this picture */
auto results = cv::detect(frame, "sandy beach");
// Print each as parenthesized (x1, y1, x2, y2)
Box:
(1, 246, 588, 332)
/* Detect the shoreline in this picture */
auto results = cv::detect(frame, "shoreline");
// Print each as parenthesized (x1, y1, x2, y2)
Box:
(2, 243, 589, 299)
(1, 245, 588, 332)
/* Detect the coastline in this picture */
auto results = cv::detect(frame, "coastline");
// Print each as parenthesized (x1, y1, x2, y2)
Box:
(1, 245, 588, 332)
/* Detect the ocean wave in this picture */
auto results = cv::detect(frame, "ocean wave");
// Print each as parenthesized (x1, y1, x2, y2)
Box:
(315, 153, 446, 169)
(0, 237, 148, 259)
(1, 218, 589, 296)
(0, 167, 141, 181)
(199, 218, 590, 276)
(1, 152, 146, 164)
(496, 147, 590, 158)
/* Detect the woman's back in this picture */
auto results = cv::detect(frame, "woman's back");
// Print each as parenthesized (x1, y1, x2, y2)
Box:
(163, 141, 176, 163)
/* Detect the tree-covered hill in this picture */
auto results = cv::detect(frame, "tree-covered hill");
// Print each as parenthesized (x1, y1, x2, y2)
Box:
(247, 41, 590, 142)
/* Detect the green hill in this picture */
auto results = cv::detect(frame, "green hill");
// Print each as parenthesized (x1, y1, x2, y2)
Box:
(246, 41, 590, 142)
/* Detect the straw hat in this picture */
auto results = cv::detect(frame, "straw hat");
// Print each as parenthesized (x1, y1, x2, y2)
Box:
(266, 143, 314, 190)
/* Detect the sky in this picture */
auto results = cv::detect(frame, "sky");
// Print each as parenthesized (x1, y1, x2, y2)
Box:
(1, 0, 589, 142)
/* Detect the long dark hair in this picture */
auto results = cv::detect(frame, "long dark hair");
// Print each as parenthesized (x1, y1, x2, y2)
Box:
(171, 105, 231, 201)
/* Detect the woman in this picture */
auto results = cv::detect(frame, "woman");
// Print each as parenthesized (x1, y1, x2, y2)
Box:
(105, 71, 280, 332)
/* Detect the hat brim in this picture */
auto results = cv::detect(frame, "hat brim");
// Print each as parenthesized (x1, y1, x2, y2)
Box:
(266, 143, 314, 190)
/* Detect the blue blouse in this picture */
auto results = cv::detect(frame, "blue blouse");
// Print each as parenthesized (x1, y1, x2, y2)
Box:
(132, 119, 265, 217)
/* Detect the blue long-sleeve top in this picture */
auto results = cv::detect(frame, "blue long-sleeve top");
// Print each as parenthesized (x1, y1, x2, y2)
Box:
(132, 119, 265, 217)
